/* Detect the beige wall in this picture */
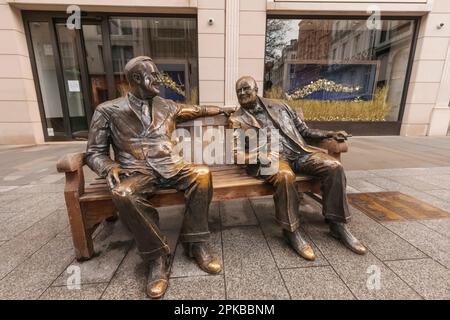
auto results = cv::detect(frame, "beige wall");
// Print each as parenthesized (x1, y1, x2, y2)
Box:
(0, 1, 44, 144)
(238, 0, 266, 97)
(198, 0, 225, 107)
(1, 0, 449, 143)
(401, 0, 450, 136)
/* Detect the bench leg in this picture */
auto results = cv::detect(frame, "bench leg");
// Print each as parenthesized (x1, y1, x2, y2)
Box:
(65, 192, 95, 261)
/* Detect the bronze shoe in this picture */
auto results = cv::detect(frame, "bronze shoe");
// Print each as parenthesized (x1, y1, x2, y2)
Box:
(283, 229, 316, 261)
(329, 222, 367, 255)
(185, 242, 222, 274)
(146, 255, 170, 299)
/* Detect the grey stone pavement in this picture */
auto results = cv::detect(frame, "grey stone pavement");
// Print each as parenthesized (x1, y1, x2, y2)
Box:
(0, 136, 449, 300)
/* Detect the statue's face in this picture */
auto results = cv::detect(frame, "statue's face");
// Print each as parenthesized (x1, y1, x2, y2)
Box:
(130, 60, 162, 98)
(236, 78, 258, 108)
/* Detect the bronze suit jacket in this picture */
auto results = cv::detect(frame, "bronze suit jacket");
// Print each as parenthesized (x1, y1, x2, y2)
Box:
(229, 96, 328, 176)
(86, 95, 208, 179)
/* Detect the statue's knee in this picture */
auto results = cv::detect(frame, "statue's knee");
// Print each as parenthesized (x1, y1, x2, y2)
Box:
(324, 159, 344, 175)
(194, 166, 212, 184)
(111, 184, 135, 199)
(277, 168, 296, 182)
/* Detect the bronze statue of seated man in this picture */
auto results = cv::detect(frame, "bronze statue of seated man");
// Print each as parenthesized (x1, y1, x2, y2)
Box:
(86, 56, 228, 299)
(229, 76, 367, 261)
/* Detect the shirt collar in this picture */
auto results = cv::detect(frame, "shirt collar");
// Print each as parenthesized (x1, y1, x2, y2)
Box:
(128, 92, 152, 108)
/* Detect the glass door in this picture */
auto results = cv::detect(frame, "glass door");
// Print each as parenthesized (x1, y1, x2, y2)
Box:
(26, 15, 108, 141)
(55, 22, 89, 135)
(28, 21, 68, 139)
(80, 23, 110, 109)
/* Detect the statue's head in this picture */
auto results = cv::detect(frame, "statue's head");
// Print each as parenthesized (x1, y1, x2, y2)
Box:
(125, 56, 162, 99)
(236, 76, 258, 109)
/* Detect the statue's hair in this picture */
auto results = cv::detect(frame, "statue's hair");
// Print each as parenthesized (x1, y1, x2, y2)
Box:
(236, 75, 258, 90)
(124, 56, 154, 82)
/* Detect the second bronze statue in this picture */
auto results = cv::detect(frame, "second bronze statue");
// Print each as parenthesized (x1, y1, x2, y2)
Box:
(85, 56, 230, 299)
(229, 76, 367, 260)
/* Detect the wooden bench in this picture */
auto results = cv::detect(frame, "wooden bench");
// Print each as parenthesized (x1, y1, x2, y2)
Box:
(56, 114, 348, 261)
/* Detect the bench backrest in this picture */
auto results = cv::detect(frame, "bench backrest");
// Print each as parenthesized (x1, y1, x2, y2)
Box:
(175, 114, 234, 166)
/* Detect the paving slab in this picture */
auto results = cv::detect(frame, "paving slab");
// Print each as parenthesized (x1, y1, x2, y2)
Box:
(0, 206, 67, 241)
(220, 198, 258, 227)
(368, 168, 438, 177)
(303, 224, 422, 300)
(222, 226, 290, 300)
(425, 189, 450, 203)
(8, 184, 64, 194)
(0, 235, 74, 299)
(385, 258, 450, 300)
(385, 176, 442, 191)
(40, 283, 108, 300)
(345, 170, 379, 179)
(0, 194, 23, 212)
(250, 197, 329, 269)
(346, 186, 360, 194)
(414, 174, 450, 190)
(0, 193, 66, 215)
(101, 246, 149, 300)
(170, 230, 222, 278)
(0, 209, 70, 280)
(418, 218, 450, 239)
(346, 179, 385, 193)
(52, 220, 133, 286)
(0, 186, 18, 193)
(382, 220, 450, 269)
(164, 275, 226, 300)
(349, 209, 426, 261)
(281, 266, 354, 300)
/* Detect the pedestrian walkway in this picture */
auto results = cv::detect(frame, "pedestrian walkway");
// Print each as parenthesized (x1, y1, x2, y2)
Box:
(0, 137, 449, 299)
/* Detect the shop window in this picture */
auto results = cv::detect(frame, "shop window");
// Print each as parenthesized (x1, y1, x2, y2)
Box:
(109, 16, 198, 103)
(264, 18, 417, 122)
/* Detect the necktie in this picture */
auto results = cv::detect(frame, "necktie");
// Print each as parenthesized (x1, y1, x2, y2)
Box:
(252, 104, 264, 115)
(142, 102, 151, 128)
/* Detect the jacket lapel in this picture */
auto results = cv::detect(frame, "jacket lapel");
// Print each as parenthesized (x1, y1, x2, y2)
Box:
(148, 96, 171, 133)
(258, 96, 308, 151)
(230, 106, 261, 129)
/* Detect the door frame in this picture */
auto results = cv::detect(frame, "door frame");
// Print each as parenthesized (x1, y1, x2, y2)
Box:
(23, 12, 110, 141)
(23, 11, 198, 141)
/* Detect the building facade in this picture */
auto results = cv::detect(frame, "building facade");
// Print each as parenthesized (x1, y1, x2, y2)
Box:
(0, 0, 449, 143)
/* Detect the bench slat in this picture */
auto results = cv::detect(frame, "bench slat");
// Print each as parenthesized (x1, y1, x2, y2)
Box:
(80, 174, 316, 202)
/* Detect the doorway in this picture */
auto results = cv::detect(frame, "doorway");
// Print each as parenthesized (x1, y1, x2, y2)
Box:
(24, 14, 110, 141)
(23, 12, 199, 141)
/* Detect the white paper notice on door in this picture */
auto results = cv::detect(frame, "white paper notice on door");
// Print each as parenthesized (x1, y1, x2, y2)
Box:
(68, 80, 80, 92)
(43, 44, 53, 56)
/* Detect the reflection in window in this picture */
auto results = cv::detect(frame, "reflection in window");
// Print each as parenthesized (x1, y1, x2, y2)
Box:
(109, 16, 198, 103)
(29, 22, 65, 136)
(264, 18, 416, 122)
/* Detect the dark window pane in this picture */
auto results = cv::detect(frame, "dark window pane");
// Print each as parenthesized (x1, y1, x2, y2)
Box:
(82, 24, 109, 108)
(56, 23, 88, 133)
(109, 17, 198, 103)
(29, 21, 66, 137)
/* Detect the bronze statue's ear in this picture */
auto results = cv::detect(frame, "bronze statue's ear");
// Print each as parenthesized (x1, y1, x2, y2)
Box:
(132, 73, 141, 84)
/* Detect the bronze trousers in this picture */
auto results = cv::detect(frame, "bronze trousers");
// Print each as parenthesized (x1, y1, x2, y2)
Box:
(110, 165, 213, 261)
(264, 152, 351, 232)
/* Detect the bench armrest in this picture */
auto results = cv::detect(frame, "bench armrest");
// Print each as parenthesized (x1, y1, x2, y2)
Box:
(306, 138, 348, 161)
(57, 152, 86, 173)
(309, 138, 348, 154)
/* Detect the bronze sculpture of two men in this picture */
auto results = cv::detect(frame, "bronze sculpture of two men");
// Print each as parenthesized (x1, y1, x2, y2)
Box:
(86, 56, 366, 299)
